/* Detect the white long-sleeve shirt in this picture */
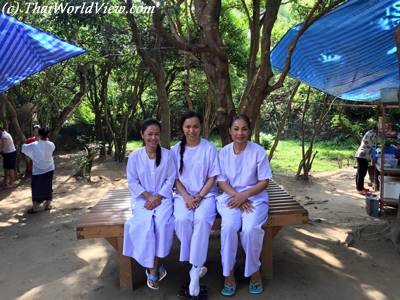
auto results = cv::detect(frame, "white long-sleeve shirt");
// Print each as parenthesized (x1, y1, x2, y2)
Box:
(22, 140, 55, 175)
(126, 147, 176, 208)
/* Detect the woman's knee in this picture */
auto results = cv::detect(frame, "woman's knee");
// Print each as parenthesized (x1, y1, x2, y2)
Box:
(221, 218, 241, 233)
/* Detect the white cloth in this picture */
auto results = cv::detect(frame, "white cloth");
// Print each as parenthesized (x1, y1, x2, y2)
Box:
(171, 138, 220, 196)
(217, 201, 268, 277)
(217, 141, 272, 277)
(123, 147, 176, 268)
(123, 198, 174, 268)
(22, 140, 55, 175)
(1, 131, 16, 153)
(174, 195, 216, 266)
(217, 141, 272, 204)
(126, 147, 176, 208)
(171, 138, 219, 266)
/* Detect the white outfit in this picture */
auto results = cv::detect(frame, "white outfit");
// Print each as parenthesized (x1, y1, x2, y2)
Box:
(1, 131, 16, 153)
(217, 141, 272, 277)
(22, 140, 55, 175)
(123, 147, 176, 268)
(171, 138, 219, 267)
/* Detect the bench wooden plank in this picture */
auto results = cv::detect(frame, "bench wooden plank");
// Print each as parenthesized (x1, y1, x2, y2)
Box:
(76, 180, 308, 288)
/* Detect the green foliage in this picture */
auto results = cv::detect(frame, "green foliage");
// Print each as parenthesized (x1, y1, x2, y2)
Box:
(259, 133, 274, 150)
(270, 139, 357, 173)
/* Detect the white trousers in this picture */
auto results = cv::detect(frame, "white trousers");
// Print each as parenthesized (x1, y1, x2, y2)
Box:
(217, 200, 268, 277)
(174, 195, 217, 267)
(123, 198, 174, 268)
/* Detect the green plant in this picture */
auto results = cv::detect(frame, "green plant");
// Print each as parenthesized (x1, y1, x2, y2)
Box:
(259, 133, 274, 150)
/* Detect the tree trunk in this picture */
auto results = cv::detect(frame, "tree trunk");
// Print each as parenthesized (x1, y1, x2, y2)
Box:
(0, 93, 26, 143)
(126, 0, 171, 148)
(269, 81, 300, 160)
(50, 64, 87, 140)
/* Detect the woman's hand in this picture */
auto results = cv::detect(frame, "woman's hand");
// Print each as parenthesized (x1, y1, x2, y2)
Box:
(144, 195, 162, 210)
(227, 192, 248, 208)
(184, 195, 199, 209)
(239, 200, 254, 213)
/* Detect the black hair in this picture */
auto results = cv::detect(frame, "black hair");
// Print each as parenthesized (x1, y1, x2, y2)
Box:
(229, 113, 251, 129)
(179, 111, 203, 174)
(38, 128, 50, 139)
(141, 119, 162, 167)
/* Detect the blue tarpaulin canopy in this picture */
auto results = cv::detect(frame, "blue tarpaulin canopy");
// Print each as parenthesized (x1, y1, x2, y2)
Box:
(0, 13, 86, 93)
(271, 0, 400, 102)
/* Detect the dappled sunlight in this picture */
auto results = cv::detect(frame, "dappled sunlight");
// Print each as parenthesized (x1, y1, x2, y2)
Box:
(75, 242, 110, 263)
(16, 285, 45, 300)
(295, 227, 347, 243)
(361, 284, 389, 300)
(15, 242, 112, 300)
(290, 238, 344, 269)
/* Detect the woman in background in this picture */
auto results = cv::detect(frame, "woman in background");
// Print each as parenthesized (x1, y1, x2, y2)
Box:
(22, 128, 55, 213)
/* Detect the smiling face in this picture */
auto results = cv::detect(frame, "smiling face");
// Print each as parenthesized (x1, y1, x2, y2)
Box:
(182, 116, 201, 145)
(141, 124, 161, 151)
(229, 118, 250, 144)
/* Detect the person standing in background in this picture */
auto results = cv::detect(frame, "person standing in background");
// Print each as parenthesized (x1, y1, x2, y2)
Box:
(355, 126, 377, 195)
(22, 128, 55, 213)
(0, 127, 17, 188)
(25, 124, 41, 176)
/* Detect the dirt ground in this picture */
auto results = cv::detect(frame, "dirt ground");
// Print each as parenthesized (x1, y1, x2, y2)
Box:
(0, 153, 399, 300)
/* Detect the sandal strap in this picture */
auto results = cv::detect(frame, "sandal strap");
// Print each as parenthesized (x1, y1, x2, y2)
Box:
(249, 281, 262, 288)
(147, 273, 158, 282)
(223, 283, 236, 291)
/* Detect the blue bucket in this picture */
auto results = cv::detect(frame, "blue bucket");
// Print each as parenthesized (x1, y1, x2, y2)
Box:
(365, 194, 380, 218)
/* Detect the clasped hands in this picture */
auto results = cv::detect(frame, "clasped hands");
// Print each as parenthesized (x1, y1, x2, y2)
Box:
(184, 194, 204, 209)
(144, 194, 163, 210)
(227, 191, 254, 213)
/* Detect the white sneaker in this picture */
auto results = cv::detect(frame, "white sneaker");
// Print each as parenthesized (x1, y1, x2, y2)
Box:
(189, 266, 201, 296)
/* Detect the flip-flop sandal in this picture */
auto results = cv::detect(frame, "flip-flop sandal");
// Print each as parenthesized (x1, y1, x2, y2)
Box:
(145, 271, 159, 290)
(221, 282, 236, 297)
(158, 265, 167, 281)
(249, 281, 263, 294)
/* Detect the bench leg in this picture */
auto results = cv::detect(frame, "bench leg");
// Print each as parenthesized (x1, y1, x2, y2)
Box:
(261, 228, 273, 280)
(260, 226, 282, 280)
(106, 237, 146, 289)
(117, 237, 134, 289)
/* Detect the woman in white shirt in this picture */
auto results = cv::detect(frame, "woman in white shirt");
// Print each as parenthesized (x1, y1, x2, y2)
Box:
(217, 114, 272, 296)
(0, 127, 17, 188)
(22, 128, 55, 213)
(171, 111, 219, 297)
(123, 119, 176, 290)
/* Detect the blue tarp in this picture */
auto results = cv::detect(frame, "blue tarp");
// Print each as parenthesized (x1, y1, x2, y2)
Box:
(271, 0, 400, 101)
(0, 14, 86, 93)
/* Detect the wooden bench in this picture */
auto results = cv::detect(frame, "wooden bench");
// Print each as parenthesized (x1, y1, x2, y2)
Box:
(76, 180, 308, 289)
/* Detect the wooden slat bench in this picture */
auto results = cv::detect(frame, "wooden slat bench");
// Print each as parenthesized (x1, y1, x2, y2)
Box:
(76, 180, 308, 289)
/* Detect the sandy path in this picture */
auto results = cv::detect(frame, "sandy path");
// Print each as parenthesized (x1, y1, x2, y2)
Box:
(0, 155, 399, 300)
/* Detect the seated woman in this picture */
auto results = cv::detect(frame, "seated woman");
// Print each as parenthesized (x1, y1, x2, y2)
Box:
(22, 128, 55, 213)
(217, 114, 272, 296)
(171, 111, 219, 297)
(123, 119, 176, 290)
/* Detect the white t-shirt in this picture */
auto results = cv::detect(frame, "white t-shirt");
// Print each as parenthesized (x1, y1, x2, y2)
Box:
(126, 147, 177, 208)
(171, 138, 220, 196)
(217, 141, 272, 203)
(22, 140, 55, 175)
(1, 131, 16, 153)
